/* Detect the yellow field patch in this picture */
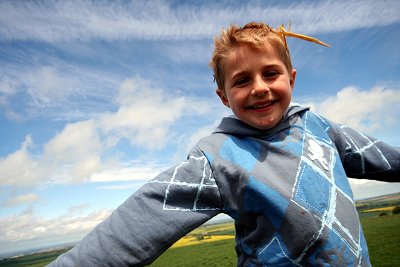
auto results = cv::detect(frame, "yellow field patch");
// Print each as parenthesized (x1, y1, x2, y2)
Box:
(361, 206, 397, 213)
(190, 223, 234, 234)
(172, 235, 235, 248)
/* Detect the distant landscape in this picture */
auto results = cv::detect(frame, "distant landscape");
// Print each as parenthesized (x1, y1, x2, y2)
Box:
(1, 192, 399, 267)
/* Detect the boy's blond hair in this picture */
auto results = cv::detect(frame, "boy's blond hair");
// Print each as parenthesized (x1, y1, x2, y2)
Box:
(209, 22, 329, 92)
(209, 22, 291, 92)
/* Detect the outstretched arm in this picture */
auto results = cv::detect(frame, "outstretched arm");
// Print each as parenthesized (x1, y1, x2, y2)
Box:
(328, 122, 400, 182)
(48, 148, 223, 266)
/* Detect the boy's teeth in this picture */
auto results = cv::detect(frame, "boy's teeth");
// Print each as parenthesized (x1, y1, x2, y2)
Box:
(253, 102, 271, 108)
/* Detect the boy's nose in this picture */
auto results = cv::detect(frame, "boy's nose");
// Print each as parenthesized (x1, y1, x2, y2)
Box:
(251, 77, 269, 96)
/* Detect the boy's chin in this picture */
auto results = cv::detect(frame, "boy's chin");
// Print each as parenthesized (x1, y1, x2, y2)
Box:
(246, 119, 281, 130)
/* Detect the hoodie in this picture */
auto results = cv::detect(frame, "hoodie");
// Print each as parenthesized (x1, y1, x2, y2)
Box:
(49, 105, 399, 266)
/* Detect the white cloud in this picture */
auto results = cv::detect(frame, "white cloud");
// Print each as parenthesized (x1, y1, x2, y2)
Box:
(161, 42, 212, 65)
(101, 77, 186, 150)
(1, 61, 120, 122)
(26, 66, 76, 107)
(349, 179, 400, 200)
(66, 204, 89, 215)
(43, 119, 102, 183)
(4, 110, 24, 122)
(0, 207, 111, 243)
(0, 76, 198, 186)
(309, 86, 400, 134)
(3, 193, 40, 207)
(0, 0, 399, 42)
(97, 183, 141, 190)
(40, 80, 183, 183)
(0, 135, 43, 186)
(0, 79, 16, 96)
(44, 120, 100, 162)
(90, 163, 165, 183)
(280, 1, 400, 34)
(0, 121, 104, 185)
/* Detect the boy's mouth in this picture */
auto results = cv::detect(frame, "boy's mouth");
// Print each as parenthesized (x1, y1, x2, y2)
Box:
(247, 101, 276, 110)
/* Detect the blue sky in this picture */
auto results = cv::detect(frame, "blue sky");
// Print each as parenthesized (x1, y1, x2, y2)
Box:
(0, 0, 399, 257)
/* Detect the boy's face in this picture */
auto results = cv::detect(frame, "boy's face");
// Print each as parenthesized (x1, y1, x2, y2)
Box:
(217, 43, 296, 130)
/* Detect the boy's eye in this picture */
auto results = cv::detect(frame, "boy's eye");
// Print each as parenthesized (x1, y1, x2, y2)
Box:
(263, 71, 278, 78)
(233, 77, 250, 86)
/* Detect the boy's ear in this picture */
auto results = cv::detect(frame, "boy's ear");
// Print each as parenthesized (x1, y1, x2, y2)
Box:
(216, 88, 230, 108)
(290, 69, 297, 90)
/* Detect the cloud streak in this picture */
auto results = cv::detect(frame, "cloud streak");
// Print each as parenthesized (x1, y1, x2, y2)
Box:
(0, 207, 111, 246)
(0, 135, 43, 186)
(0, 0, 399, 42)
(0, 76, 216, 187)
(349, 179, 400, 200)
(309, 86, 400, 135)
(0, 60, 121, 122)
(3, 193, 40, 207)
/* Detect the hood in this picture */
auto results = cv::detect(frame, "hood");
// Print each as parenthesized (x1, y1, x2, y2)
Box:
(213, 103, 309, 138)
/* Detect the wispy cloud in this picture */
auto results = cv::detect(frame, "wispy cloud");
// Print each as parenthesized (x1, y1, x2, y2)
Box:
(97, 183, 144, 190)
(90, 163, 166, 183)
(0, 207, 111, 244)
(100, 77, 186, 150)
(349, 178, 400, 200)
(0, 76, 217, 187)
(0, 135, 43, 186)
(3, 193, 40, 207)
(1, 0, 399, 42)
(309, 86, 400, 135)
(278, 0, 400, 34)
(0, 60, 121, 121)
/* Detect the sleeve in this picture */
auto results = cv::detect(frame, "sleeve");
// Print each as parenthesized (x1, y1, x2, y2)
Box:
(47, 147, 223, 266)
(327, 120, 400, 182)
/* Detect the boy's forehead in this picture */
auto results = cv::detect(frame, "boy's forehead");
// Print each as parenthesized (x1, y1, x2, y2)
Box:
(224, 42, 279, 67)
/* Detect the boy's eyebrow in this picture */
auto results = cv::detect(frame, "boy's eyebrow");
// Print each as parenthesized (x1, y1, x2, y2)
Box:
(228, 70, 249, 81)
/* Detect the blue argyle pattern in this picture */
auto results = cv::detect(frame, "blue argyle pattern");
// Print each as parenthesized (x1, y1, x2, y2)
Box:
(213, 112, 372, 266)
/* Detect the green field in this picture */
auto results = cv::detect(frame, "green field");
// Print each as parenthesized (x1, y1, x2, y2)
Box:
(150, 239, 237, 267)
(1, 200, 399, 266)
(361, 214, 400, 266)
(0, 250, 68, 267)
(149, 214, 400, 266)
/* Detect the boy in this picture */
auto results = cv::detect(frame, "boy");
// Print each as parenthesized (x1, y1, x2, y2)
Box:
(49, 22, 399, 266)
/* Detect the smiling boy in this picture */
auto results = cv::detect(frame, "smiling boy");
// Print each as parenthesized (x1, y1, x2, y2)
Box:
(49, 22, 399, 266)
(216, 42, 295, 130)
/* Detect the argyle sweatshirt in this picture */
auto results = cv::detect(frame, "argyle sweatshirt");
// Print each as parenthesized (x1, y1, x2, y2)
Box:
(49, 105, 400, 266)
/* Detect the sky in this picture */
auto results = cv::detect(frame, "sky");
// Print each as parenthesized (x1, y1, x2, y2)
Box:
(0, 0, 399, 258)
